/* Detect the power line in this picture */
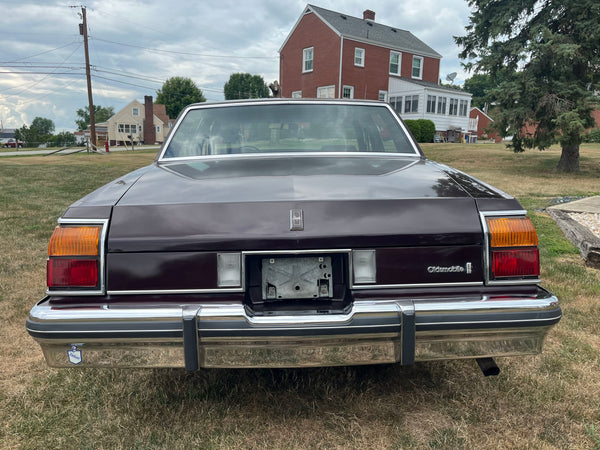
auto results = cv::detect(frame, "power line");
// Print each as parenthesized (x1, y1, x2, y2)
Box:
(0, 65, 84, 70)
(0, 71, 83, 74)
(91, 74, 225, 95)
(2, 40, 80, 63)
(90, 36, 278, 60)
(91, 67, 164, 84)
(91, 74, 163, 91)
(0, 43, 83, 98)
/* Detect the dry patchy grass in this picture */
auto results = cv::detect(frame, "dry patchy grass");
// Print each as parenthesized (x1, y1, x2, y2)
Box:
(1, 146, 600, 448)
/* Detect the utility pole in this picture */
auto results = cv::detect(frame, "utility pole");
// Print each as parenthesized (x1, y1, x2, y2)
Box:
(80, 6, 96, 148)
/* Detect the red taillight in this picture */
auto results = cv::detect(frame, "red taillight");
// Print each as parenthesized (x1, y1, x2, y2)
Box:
(487, 216, 540, 280)
(47, 225, 102, 290)
(491, 248, 539, 278)
(47, 259, 99, 287)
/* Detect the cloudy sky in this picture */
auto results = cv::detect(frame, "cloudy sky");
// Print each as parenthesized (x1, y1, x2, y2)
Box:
(0, 0, 473, 132)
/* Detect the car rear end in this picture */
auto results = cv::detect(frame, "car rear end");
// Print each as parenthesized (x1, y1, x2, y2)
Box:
(26, 100, 561, 372)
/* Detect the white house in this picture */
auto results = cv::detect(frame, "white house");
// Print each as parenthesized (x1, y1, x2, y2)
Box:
(90, 96, 172, 146)
(388, 78, 473, 142)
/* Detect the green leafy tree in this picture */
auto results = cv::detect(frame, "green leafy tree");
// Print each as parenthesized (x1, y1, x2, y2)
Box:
(50, 131, 77, 147)
(30, 117, 55, 136)
(456, 0, 600, 172)
(462, 74, 496, 110)
(156, 77, 206, 119)
(75, 105, 115, 131)
(15, 125, 39, 147)
(224, 73, 270, 100)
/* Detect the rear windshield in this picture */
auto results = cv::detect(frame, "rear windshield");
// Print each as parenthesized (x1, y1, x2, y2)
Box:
(162, 103, 417, 159)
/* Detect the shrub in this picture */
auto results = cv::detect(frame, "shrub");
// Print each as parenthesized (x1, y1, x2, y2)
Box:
(417, 119, 436, 143)
(583, 128, 600, 143)
(403, 119, 436, 143)
(403, 119, 421, 141)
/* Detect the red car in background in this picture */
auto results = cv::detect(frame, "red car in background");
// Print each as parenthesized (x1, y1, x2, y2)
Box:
(2, 138, 24, 148)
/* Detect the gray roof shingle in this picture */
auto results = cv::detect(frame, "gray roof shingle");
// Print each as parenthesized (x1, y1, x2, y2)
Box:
(308, 4, 442, 59)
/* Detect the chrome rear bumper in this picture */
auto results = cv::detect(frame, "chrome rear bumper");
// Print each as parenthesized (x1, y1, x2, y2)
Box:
(26, 288, 561, 369)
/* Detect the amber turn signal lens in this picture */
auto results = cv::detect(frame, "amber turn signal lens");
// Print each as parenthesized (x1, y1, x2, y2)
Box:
(487, 217, 538, 248)
(48, 226, 100, 256)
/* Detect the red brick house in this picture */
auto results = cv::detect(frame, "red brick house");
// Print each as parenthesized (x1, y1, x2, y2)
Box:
(279, 4, 473, 141)
(469, 107, 502, 143)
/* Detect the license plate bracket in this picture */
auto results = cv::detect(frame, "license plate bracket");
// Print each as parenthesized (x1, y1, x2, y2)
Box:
(261, 256, 333, 300)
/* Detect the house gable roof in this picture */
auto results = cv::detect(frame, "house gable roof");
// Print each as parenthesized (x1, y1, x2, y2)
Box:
(281, 4, 442, 59)
(470, 106, 494, 122)
(152, 103, 170, 126)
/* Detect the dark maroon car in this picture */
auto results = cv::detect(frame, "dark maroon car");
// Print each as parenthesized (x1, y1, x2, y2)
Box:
(27, 99, 560, 375)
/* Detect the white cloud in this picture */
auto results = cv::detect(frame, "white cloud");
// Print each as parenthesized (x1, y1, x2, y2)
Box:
(0, 0, 474, 130)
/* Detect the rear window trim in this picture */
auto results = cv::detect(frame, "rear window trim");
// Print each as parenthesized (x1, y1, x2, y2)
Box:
(157, 100, 422, 163)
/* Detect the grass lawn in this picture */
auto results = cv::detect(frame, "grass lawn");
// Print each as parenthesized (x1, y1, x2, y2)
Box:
(1, 144, 599, 448)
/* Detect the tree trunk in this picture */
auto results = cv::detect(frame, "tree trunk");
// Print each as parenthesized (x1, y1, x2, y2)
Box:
(557, 142, 580, 172)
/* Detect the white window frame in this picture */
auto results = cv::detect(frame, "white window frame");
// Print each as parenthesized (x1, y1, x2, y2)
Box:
(437, 97, 447, 114)
(449, 98, 459, 116)
(354, 48, 365, 67)
(404, 95, 419, 114)
(389, 51, 401, 75)
(342, 85, 354, 99)
(427, 95, 436, 113)
(459, 99, 469, 117)
(303, 47, 314, 73)
(132, 107, 139, 116)
(291, 90, 302, 98)
(156, 125, 161, 133)
(412, 56, 423, 80)
(379, 90, 388, 102)
(118, 123, 137, 134)
(389, 96, 402, 113)
(317, 85, 336, 99)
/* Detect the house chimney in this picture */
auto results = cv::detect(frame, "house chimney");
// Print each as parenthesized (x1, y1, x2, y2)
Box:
(363, 9, 375, 21)
(143, 95, 156, 145)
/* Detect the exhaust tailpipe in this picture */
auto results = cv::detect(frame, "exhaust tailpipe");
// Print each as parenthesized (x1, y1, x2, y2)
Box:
(476, 358, 500, 377)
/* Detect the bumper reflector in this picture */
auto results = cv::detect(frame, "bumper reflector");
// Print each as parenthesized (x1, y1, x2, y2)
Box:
(47, 259, 99, 287)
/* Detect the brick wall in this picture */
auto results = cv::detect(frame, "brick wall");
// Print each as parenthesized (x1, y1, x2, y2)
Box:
(280, 11, 441, 99)
(340, 39, 390, 99)
(280, 12, 341, 98)
(470, 108, 501, 143)
(143, 96, 156, 145)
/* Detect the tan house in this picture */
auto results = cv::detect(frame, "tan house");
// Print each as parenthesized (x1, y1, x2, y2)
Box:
(95, 96, 172, 146)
